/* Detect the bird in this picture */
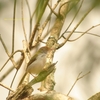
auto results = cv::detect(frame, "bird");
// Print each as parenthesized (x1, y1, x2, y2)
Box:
(26, 46, 51, 76)
(18, 46, 51, 86)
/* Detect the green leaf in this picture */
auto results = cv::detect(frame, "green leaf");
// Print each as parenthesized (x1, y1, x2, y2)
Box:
(28, 62, 56, 86)
(35, 0, 49, 23)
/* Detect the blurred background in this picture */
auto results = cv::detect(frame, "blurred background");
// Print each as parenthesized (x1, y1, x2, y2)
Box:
(0, 0, 100, 100)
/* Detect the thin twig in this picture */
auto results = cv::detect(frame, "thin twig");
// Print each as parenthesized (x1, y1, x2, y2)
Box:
(40, 0, 60, 40)
(67, 71, 90, 96)
(21, 0, 32, 59)
(12, 0, 17, 54)
(35, 2, 54, 43)
(22, 40, 31, 64)
(21, 0, 28, 43)
(30, 0, 61, 48)
(29, 0, 49, 48)
(48, 3, 58, 17)
(0, 55, 24, 82)
(29, 23, 39, 49)
(59, 4, 96, 48)
(68, 24, 100, 41)
(25, 0, 31, 19)
(59, 0, 84, 39)
(46, 0, 52, 37)
(25, 0, 32, 36)
(9, 70, 18, 95)
(29, 7, 36, 38)
(0, 82, 15, 92)
(0, 34, 17, 68)
(0, 50, 23, 72)
(0, 66, 14, 82)
(29, 0, 60, 47)
(0, 35, 10, 56)
(65, 31, 100, 38)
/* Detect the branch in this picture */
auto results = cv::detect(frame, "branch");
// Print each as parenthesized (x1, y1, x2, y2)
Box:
(25, 0, 32, 36)
(29, 0, 49, 48)
(68, 24, 100, 41)
(59, 4, 96, 48)
(88, 92, 100, 100)
(67, 71, 90, 96)
(0, 50, 23, 72)
(0, 34, 19, 68)
(12, 0, 17, 53)
(0, 82, 15, 92)
(21, 0, 28, 43)
(59, 0, 83, 39)
(65, 31, 100, 38)
(6, 63, 56, 100)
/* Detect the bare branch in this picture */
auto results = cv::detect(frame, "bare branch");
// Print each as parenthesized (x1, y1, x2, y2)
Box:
(8, 70, 18, 95)
(31, 0, 60, 47)
(12, 0, 17, 53)
(59, 0, 84, 39)
(65, 30, 100, 38)
(21, 0, 28, 43)
(67, 71, 90, 96)
(0, 50, 23, 72)
(68, 24, 100, 41)
(0, 34, 17, 68)
(0, 55, 24, 82)
(59, 4, 96, 48)
(25, 0, 32, 36)
(48, 3, 58, 17)
(0, 82, 15, 92)
(0, 66, 13, 82)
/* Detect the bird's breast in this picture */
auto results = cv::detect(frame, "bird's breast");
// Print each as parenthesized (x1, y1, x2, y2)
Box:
(26, 53, 47, 74)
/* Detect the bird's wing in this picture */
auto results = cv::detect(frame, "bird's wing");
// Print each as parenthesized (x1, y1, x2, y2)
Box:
(27, 54, 38, 66)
